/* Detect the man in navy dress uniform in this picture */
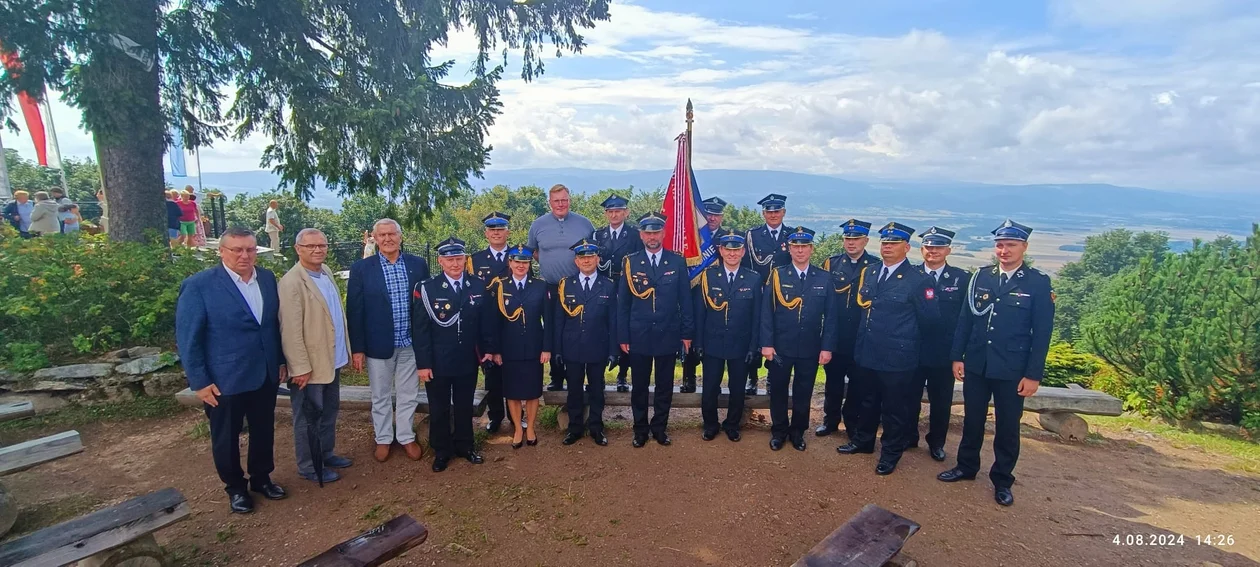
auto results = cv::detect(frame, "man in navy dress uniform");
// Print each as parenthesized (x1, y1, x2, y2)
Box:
(412, 237, 496, 472)
(911, 227, 970, 462)
(837, 222, 939, 476)
(618, 211, 694, 447)
(592, 194, 642, 393)
(694, 230, 761, 442)
(816, 219, 878, 438)
(555, 238, 620, 446)
(467, 211, 512, 432)
(759, 226, 839, 452)
(938, 220, 1055, 507)
(681, 196, 727, 394)
(742, 193, 792, 395)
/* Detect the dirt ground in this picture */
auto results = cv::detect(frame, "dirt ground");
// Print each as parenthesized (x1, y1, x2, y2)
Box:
(3, 400, 1258, 567)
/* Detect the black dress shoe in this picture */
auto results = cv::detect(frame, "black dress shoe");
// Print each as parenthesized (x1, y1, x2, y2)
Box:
(702, 429, 718, 441)
(937, 467, 977, 482)
(792, 437, 806, 451)
(547, 382, 565, 391)
(654, 433, 671, 446)
(770, 437, 785, 451)
(592, 432, 608, 446)
(615, 378, 629, 393)
(995, 487, 1014, 506)
(744, 380, 759, 396)
(563, 432, 582, 445)
(726, 429, 741, 442)
(930, 446, 947, 462)
(229, 492, 254, 514)
(432, 456, 450, 472)
(461, 451, 484, 464)
(485, 420, 502, 433)
(875, 461, 897, 475)
(678, 378, 697, 393)
(814, 423, 838, 437)
(250, 482, 287, 500)
(632, 434, 647, 448)
(836, 442, 874, 455)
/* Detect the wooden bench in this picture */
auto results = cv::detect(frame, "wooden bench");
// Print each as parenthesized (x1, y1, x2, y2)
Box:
(297, 514, 428, 566)
(543, 382, 1121, 440)
(0, 487, 190, 567)
(793, 503, 920, 567)
(0, 430, 86, 537)
(176, 386, 490, 417)
(0, 401, 35, 423)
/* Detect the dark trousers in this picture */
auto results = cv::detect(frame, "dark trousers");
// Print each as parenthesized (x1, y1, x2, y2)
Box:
(747, 356, 761, 389)
(701, 355, 748, 433)
(482, 364, 510, 424)
(614, 354, 629, 380)
(629, 353, 675, 436)
(546, 283, 568, 385)
(851, 367, 918, 463)
(565, 362, 607, 436)
(205, 378, 279, 495)
(424, 373, 476, 457)
(291, 372, 340, 476)
(956, 372, 1025, 489)
(683, 348, 700, 380)
(821, 353, 858, 429)
(910, 365, 954, 449)
(766, 356, 818, 440)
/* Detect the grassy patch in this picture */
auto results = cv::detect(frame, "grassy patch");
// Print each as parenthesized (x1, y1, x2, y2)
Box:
(164, 543, 232, 567)
(537, 405, 560, 430)
(6, 493, 103, 538)
(187, 419, 210, 441)
(0, 396, 186, 435)
(1086, 414, 1260, 473)
(340, 368, 369, 387)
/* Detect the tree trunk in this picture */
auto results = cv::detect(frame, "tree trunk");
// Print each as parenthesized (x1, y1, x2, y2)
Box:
(82, 0, 167, 243)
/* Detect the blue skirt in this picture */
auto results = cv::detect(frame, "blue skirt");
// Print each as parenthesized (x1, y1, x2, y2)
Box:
(501, 359, 543, 400)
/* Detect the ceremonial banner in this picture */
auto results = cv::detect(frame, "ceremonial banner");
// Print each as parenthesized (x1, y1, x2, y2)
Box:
(0, 48, 49, 166)
(169, 123, 187, 177)
(661, 131, 716, 284)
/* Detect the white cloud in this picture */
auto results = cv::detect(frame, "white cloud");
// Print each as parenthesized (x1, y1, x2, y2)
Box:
(786, 13, 819, 21)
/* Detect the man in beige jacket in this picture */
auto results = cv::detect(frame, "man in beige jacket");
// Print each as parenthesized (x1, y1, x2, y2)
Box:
(279, 228, 352, 483)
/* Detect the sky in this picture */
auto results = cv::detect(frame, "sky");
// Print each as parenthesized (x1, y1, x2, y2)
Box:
(6, 0, 1260, 193)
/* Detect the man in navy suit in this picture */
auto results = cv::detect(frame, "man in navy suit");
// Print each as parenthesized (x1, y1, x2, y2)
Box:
(347, 218, 431, 463)
(176, 227, 288, 514)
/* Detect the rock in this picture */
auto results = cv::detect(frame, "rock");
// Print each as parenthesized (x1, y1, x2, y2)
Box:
(104, 348, 131, 361)
(102, 385, 136, 402)
(10, 380, 90, 392)
(32, 363, 114, 381)
(522, 521, 542, 534)
(0, 370, 22, 384)
(115, 354, 178, 375)
(0, 392, 67, 412)
(126, 346, 162, 359)
(143, 372, 187, 397)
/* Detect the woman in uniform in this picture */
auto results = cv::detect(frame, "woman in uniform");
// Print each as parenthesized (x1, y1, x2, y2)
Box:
(490, 244, 553, 448)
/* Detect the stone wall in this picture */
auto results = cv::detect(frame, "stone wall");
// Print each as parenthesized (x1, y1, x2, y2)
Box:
(0, 347, 186, 408)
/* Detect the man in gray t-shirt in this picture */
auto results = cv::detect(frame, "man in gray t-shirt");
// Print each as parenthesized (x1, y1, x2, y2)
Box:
(527, 184, 596, 390)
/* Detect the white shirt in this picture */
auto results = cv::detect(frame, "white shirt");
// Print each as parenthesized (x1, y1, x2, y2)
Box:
(924, 264, 945, 282)
(767, 224, 783, 240)
(608, 224, 623, 240)
(725, 267, 739, 281)
(878, 259, 907, 281)
(793, 265, 809, 279)
(579, 271, 597, 290)
(264, 208, 280, 232)
(1000, 266, 1017, 283)
(308, 268, 349, 368)
(224, 263, 263, 324)
(445, 274, 466, 291)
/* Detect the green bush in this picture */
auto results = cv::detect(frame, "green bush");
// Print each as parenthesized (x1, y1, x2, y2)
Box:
(0, 232, 212, 362)
(1042, 341, 1104, 388)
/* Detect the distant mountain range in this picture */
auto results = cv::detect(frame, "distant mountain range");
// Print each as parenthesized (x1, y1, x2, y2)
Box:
(170, 167, 1260, 235)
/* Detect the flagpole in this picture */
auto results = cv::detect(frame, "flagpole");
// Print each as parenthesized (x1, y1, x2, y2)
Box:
(39, 97, 70, 195)
(0, 131, 11, 199)
(685, 99, 693, 164)
(195, 146, 203, 193)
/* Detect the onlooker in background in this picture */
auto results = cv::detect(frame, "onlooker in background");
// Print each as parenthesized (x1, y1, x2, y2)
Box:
(96, 188, 109, 234)
(59, 203, 82, 234)
(4, 190, 34, 237)
(166, 190, 183, 246)
(279, 228, 353, 484)
(362, 230, 376, 258)
(265, 200, 283, 251)
(175, 227, 288, 514)
(178, 192, 200, 247)
(49, 188, 73, 233)
(526, 183, 595, 391)
(29, 192, 61, 237)
(347, 219, 430, 463)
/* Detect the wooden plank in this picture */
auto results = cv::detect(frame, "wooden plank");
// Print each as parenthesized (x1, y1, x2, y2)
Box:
(792, 504, 920, 567)
(0, 402, 34, 423)
(542, 383, 1123, 416)
(297, 514, 428, 567)
(0, 430, 84, 475)
(176, 386, 489, 417)
(0, 487, 190, 567)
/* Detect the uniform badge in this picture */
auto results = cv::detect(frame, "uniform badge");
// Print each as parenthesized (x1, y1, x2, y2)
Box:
(942, 271, 949, 279)
(981, 293, 989, 300)
(413, 290, 421, 299)
(925, 288, 935, 300)
(444, 303, 451, 310)
(441, 282, 448, 289)
(896, 274, 902, 279)
(438, 313, 446, 320)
